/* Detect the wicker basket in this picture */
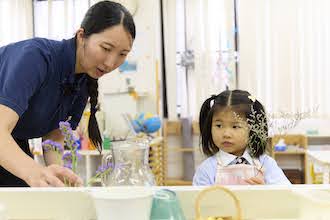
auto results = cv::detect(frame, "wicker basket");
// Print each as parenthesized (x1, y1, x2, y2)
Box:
(195, 186, 242, 220)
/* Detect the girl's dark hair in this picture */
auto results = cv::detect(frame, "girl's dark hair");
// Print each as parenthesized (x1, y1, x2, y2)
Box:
(81, 1, 136, 152)
(199, 90, 268, 158)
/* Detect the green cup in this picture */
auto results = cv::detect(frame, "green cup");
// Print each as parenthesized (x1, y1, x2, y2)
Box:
(150, 189, 186, 220)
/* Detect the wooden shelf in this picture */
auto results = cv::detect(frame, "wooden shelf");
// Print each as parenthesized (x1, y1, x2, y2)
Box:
(164, 120, 182, 135)
(274, 151, 306, 155)
(166, 147, 195, 153)
(192, 121, 200, 135)
(308, 136, 330, 145)
(165, 179, 192, 186)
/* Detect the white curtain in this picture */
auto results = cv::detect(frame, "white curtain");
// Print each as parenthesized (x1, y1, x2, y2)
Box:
(0, 0, 33, 46)
(185, 0, 236, 120)
(238, 0, 330, 117)
(33, 0, 134, 40)
(33, 0, 89, 39)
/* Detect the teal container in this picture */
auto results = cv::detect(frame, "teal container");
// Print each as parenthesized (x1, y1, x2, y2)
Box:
(150, 189, 186, 220)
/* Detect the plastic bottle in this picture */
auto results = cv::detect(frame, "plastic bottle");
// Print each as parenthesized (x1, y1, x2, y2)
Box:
(103, 130, 111, 150)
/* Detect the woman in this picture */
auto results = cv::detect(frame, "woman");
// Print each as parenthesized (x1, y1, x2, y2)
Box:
(0, 1, 135, 187)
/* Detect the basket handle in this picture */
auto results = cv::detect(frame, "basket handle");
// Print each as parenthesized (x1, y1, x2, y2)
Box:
(195, 186, 242, 220)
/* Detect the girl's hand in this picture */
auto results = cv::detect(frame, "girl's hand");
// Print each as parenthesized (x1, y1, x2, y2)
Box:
(244, 168, 265, 185)
(25, 164, 83, 187)
(244, 176, 265, 185)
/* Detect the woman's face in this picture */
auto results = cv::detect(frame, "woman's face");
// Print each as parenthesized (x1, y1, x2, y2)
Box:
(76, 24, 133, 79)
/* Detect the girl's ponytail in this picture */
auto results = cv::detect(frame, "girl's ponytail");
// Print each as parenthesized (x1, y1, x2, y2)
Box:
(199, 95, 216, 134)
(87, 76, 102, 153)
(199, 95, 218, 156)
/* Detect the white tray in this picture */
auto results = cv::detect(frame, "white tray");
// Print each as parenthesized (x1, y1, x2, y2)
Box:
(0, 185, 329, 220)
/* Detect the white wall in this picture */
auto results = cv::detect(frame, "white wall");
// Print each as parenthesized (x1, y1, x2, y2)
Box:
(99, 0, 163, 136)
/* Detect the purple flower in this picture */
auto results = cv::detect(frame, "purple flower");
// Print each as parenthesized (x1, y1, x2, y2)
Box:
(59, 121, 71, 133)
(62, 152, 72, 163)
(96, 163, 114, 174)
(72, 140, 80, 149)
(59, 121, 79, 150)
(42, 121, 82, 174)
(42, 140, 64, 153)
(75, 151, 82, 161)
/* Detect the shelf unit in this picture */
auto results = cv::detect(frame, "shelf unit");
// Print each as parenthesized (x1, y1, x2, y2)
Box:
(163, 120, 200, 186)
(306, 135, 330, 184)
(269, 134, 308, 184)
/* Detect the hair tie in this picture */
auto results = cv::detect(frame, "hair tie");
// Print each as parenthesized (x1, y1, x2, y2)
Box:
(91, 106, 97, 115)
(248, 95, 256, 103)
(209, 95, 217, 108)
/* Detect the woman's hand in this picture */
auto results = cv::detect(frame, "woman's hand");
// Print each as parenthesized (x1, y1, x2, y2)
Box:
(24, 164, 83, 187)
(0, 105, 83, 187)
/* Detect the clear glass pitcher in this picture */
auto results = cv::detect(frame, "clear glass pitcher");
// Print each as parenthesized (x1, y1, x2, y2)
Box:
(101, 139, 156, 186)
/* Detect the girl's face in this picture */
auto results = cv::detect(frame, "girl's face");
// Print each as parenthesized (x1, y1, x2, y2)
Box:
(76, 24, 133, 79)
(211, 109, 249, 156)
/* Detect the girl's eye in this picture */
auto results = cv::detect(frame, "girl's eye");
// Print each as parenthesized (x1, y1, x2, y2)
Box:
(233, 125, 241, 129)
(120, 53, 128, 57)
(216, 124, 222, 128)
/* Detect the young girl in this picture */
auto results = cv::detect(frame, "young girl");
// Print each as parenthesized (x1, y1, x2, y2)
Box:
(193, 90, 290, 185)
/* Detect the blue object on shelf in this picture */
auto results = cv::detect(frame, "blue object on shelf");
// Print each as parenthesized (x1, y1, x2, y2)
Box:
(274, 145, 287, 151)
(132, 113, 161, 134)
(274, 138, 287, 152)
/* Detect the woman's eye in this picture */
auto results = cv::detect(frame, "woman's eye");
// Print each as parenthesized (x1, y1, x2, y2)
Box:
(102, 47, 111, 52)
(120, 53, 128, 57)
(233, 125, 241, 129)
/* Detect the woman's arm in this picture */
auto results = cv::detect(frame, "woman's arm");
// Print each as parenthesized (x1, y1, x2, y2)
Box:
(0, 104, 82, 187)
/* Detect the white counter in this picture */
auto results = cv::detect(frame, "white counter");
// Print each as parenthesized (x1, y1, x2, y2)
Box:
(0, 185, 329, 220)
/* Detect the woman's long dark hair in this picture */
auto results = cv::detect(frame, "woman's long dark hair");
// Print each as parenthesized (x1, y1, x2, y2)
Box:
(199, 90, 268, 158)
(80, 1, 136, 152)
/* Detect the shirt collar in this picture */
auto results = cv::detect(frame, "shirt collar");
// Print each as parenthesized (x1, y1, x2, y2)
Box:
(62, 37, 76, 81)
(61, 37, 87, 87)
(217, 148, 254, 166)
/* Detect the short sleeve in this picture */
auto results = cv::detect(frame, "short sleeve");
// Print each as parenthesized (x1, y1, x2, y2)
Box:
(0, 44, 48, 116)
(193, 157, 217, 186)
(262, 155, 291, 185)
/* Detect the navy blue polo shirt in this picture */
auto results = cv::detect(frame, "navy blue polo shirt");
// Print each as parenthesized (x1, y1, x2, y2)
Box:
(0, 37, 89, 140)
